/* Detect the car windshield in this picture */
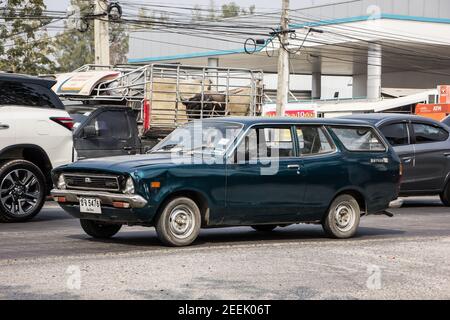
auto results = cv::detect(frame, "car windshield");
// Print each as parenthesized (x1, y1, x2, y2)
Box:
(151, 121, 243, 155)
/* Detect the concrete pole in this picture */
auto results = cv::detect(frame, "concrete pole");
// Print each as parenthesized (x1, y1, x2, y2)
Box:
(367, 43, 382, 100)
(94, 0, 110, 66)
(207, 57, 219, 89)
(312, 72, 322, 99)
(276, 0, 290, 117)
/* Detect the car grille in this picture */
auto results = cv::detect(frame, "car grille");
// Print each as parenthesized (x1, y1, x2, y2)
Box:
(64, 174, 121, 192)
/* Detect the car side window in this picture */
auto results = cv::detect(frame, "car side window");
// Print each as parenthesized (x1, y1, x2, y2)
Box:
(379, 122, 409, 146)
(91, 111, 131, 139)
(412, 123, 449, 144)
(331, 127, 385, 151)
(235, 126, 294, 162)
(0, 81, 62, 109)
(296, 126, 334, 155)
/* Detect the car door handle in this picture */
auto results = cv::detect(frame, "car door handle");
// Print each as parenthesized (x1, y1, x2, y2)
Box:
(287, 164, 300, 170)
(0, 123, 9, 130)
(444, 152, 450, 157)
(123, 146, 133, 151)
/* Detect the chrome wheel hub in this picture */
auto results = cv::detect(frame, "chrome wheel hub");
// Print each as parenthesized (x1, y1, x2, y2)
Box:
(168, 205, 195, 239)
(334, 203, 356, 232)
(0, 169, 41, 216)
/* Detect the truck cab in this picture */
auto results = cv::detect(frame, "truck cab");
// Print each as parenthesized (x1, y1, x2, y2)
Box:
(69, 106, 142, 160)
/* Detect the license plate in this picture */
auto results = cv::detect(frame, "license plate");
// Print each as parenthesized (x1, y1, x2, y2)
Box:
(79, 198, 102, 214)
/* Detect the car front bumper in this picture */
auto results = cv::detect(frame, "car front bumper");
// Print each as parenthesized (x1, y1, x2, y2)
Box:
(50, 189, 148, 208)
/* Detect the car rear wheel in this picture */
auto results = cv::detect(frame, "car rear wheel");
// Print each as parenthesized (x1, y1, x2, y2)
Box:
(0, 160, 46, 222)
(251, 225, 277, 232)
(440, 182, 450, 206)
(155, 197, 201, 247)
(80, 219, 122, 239)
(322, 194, 361, 239)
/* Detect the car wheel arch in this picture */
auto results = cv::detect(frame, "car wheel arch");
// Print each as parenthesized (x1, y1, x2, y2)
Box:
(0, 144, 53, 191)
(328, 189, 367, 218)
(154, 189, 210, 227)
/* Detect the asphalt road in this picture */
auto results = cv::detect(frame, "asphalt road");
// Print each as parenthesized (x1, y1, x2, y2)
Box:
(0, 197, 449, 300)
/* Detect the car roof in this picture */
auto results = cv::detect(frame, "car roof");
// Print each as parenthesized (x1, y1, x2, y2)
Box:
(0, 72, 56, 89)
(202, 116, 374, 127)
(339, 113, 442, 126)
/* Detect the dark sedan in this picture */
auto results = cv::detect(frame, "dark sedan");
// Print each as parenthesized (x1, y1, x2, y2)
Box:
(342, 113, 450, 205)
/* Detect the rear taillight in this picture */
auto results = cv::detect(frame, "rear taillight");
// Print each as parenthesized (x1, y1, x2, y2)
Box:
(50, 117, 74, 131)
(143, 99, 151, 133)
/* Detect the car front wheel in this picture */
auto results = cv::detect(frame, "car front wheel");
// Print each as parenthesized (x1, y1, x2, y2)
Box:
(322, 194, 361, 239)
(0, 160, 46, 222)
(440, 182, 450, 206)
(80, 219, 122, 239)
(155, 197, 201, 247)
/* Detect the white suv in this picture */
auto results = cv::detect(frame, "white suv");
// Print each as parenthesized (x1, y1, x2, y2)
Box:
(0, 74, 73, 222)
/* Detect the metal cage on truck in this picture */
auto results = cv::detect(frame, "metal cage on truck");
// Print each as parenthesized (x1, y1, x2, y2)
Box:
(55, 63, 264, 138)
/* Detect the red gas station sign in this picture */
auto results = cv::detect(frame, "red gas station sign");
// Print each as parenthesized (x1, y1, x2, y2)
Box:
(415, 85, 450, 121)
(439, 85, 450, 104)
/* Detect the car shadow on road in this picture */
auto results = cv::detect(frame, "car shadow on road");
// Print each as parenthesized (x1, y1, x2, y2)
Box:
(0, 284, 79, 300)
(66, 225, 405, 249)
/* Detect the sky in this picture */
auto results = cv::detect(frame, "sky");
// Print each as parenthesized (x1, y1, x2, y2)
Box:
(44, 0, 345, 13)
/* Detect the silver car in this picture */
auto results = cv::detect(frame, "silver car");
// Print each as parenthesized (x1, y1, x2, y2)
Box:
(342, 114, 450, 206)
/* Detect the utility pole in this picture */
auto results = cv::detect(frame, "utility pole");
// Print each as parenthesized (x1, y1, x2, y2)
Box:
(276, 0, 290, 117)
(94, 0, 110, 65)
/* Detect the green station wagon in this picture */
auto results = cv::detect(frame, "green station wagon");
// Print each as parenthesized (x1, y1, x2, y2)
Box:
(51, 117, 402, 246)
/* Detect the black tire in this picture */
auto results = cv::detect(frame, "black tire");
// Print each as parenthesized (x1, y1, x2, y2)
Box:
(440, 182, 450, 206)
(155, 197, 201, 247)
(80, 219, 122, 239)
(251, 225, 277, 232)
(0, 160, 46, 222)
(322, 194, 361, 239)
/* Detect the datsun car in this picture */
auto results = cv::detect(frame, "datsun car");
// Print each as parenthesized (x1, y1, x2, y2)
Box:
(51, 117, 402, 246)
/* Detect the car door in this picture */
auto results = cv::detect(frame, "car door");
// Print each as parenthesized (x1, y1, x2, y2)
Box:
(295, 125, 341, 221)
(378, 121, 416, 192)
(225, 125, 306, 224)
(0, 107, 16, 151)
(409, 121, 450, 192)
(74, 107, 141, 160)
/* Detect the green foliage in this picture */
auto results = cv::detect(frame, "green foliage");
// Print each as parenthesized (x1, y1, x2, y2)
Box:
(191, 1, 256, 22)
(221, 2, 240, 18)
(110, 21, 129, 65)
(53, 0, 129, 72)
(0, 0, 55, 75)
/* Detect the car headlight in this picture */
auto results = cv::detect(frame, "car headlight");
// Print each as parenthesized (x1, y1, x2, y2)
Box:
(123, 177, 135, 194)
(57, 174, 66, 190)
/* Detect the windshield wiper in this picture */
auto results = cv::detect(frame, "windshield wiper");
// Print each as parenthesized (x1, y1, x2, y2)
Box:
(149, 144, 184, 153)
(185, 145, 225, 155)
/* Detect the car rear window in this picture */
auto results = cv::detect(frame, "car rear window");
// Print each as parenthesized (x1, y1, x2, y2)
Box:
(330, 127, 386, 152)
(0, 80, 64, 109)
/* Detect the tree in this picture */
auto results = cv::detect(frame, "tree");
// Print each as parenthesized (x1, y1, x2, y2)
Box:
(52, 0, 94, 72)
(207, 0, 216, 21)
(53, 0, 129, 72)
(110, 21, 129, 65)
(221, 2, 240, 18)
(0, 0, 55, 74)
(135, 7, 157, 30)
(191, 4, 203, 22)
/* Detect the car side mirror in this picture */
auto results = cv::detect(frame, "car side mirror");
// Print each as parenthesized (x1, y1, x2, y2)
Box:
(82, 125, 98, 138)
